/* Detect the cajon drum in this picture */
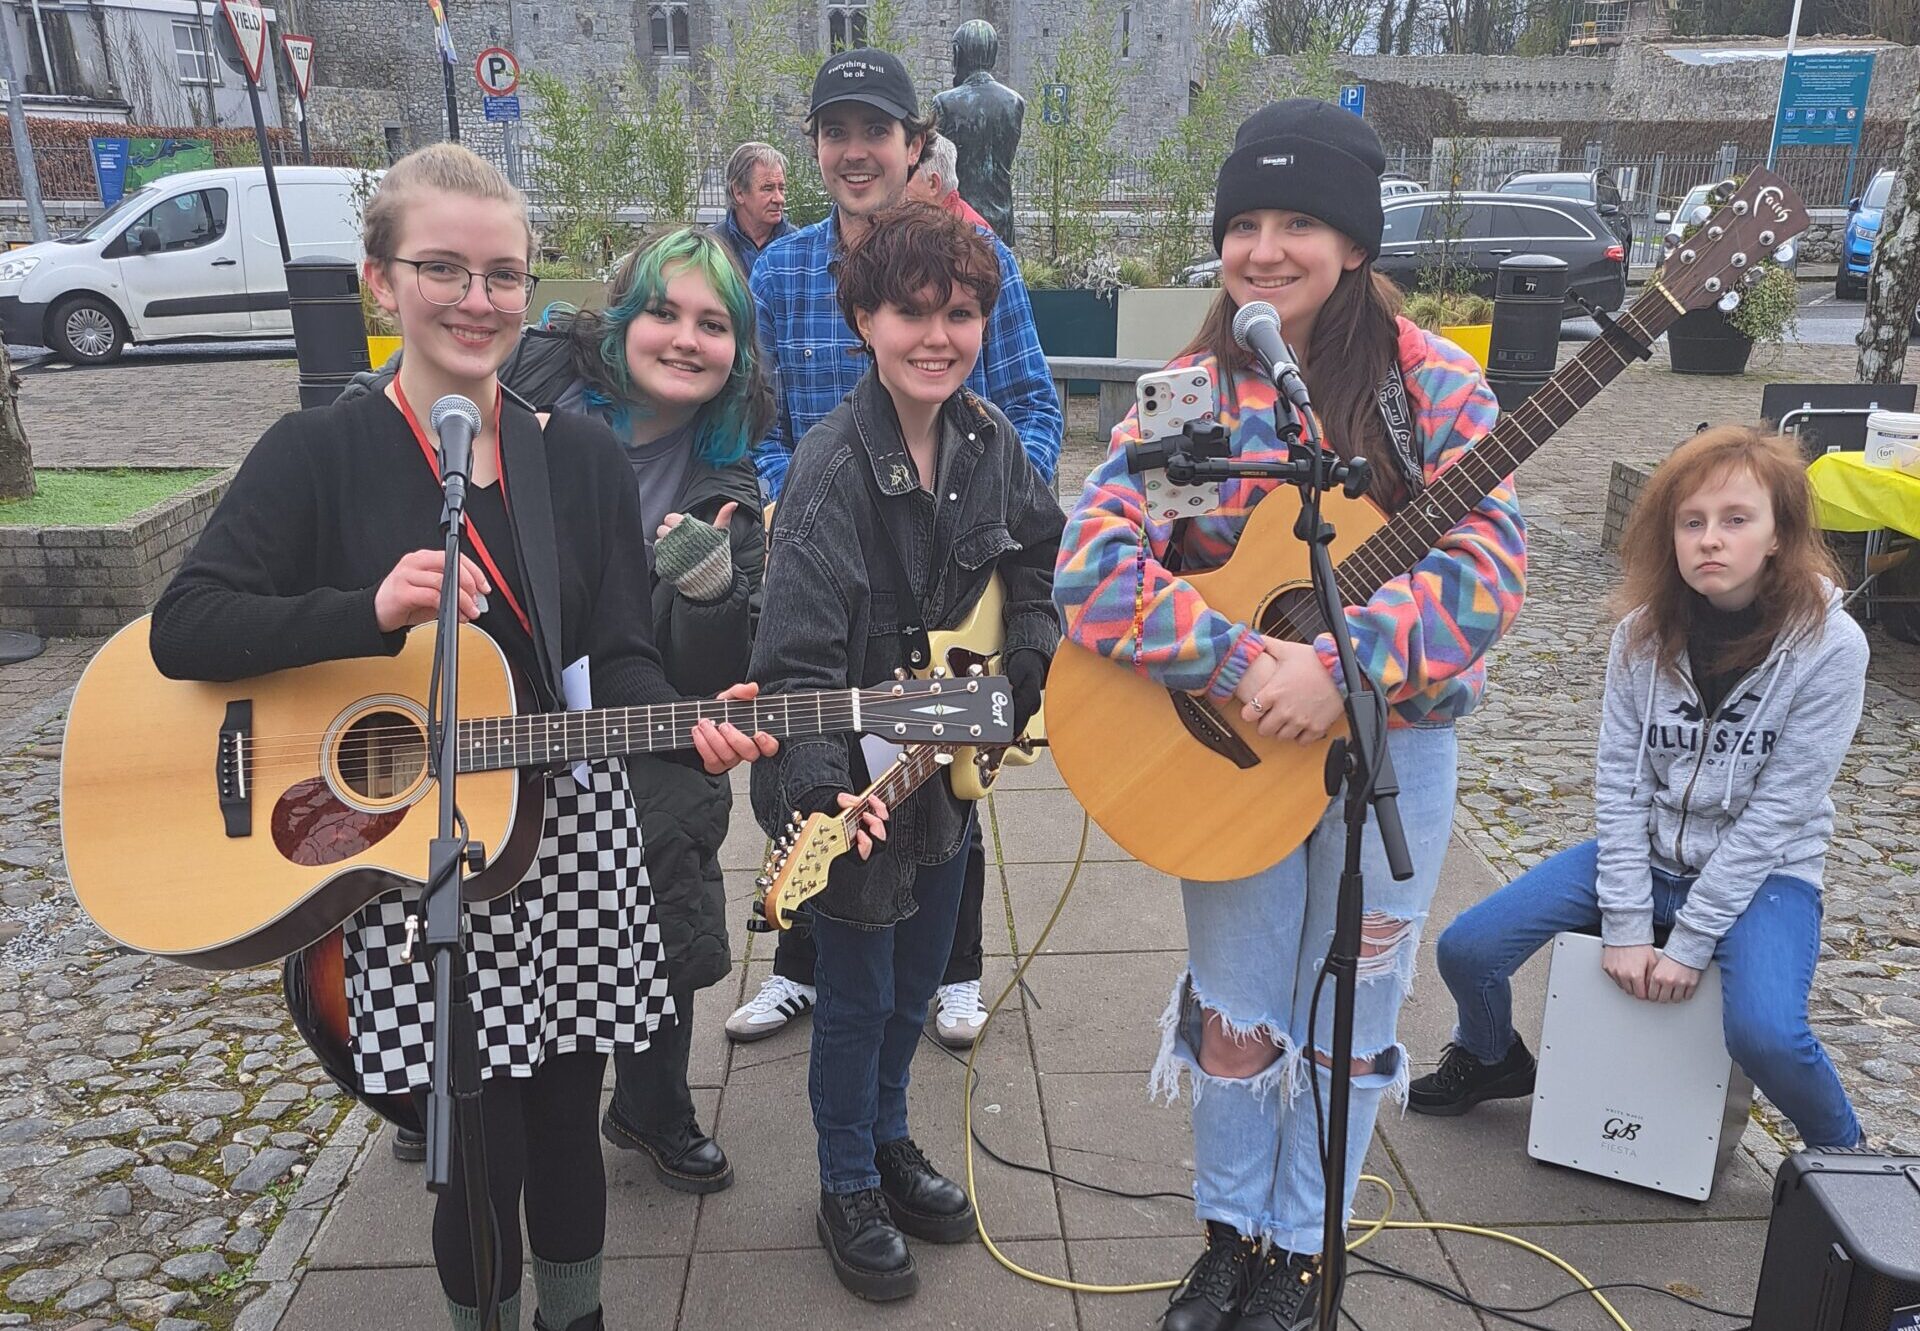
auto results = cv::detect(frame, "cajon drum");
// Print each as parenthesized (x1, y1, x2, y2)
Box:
(1528, 931, 1755, 1201)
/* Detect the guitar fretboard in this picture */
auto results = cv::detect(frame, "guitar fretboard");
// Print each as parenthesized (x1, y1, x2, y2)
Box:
(454, 693, 860, 773)
(1268, 291, 1681, 643)
(840, 745, 952, 832)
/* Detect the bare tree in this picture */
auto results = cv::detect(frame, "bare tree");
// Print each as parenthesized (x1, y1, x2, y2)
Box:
(1254, 0, 1375, 53)
(0, 343, 33, 502)
(1855, 78, 1919, 385)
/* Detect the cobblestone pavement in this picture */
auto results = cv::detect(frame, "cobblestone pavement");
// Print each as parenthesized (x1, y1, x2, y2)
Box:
(1, 345, 1918, 1327)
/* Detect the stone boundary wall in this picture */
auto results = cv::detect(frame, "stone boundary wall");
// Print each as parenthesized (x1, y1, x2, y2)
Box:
(0, 469, 235, 636)
(1603, 459, 1653, 553)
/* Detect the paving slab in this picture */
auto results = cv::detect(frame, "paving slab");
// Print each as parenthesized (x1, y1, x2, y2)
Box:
(1004, 858, 1188, 957)
(681, 1241, 1076, 1331)
(274, 1256, 688, 1331)
(1020, 951, 1186, 1076)
(1435, 1219, 1767, 1331)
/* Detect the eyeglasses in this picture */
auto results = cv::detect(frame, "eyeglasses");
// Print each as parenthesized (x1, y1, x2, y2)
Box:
(391, 257, 540, 314)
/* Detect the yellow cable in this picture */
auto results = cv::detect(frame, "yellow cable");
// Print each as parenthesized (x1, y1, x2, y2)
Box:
(958, 809, 1642, 1328)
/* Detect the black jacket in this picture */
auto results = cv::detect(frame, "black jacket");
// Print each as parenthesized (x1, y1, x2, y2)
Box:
(502, 326, 765, 994)
(748, 369, 1062, 927)
(339, 331, 763, 993)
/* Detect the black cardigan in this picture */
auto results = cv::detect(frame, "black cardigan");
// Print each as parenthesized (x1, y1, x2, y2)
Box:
(151, 388, 682, 721)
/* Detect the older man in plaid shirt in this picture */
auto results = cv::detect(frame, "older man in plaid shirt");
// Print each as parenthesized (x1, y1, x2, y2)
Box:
(748, 47, 1062, 501)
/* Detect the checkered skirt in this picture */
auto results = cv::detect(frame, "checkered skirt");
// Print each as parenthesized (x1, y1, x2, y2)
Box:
(342, 760, 676, 1096)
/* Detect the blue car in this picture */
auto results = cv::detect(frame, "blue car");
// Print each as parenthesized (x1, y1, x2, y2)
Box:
(1836, 170, 1893, 300)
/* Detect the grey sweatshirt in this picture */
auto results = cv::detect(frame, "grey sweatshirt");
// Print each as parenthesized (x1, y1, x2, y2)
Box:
(1594, 584, 1868, 971)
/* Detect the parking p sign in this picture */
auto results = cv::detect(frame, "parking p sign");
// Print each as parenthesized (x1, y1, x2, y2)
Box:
(1339, 84, 1366, 118)
(475, 47, 520, 98)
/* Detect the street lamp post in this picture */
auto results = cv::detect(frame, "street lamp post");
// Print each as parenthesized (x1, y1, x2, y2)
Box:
(1765, 0, 1807, 170)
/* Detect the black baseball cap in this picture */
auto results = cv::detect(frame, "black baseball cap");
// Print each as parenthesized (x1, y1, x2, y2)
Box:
(810, 48, 918, 122)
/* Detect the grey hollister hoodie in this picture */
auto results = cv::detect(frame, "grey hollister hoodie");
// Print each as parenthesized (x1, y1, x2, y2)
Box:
(1594, 584, 1868, 972)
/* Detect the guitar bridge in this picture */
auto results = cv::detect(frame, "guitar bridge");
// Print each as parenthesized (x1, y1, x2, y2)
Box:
(1168, 692, 1260, 770)
(217, 701, 252, 838)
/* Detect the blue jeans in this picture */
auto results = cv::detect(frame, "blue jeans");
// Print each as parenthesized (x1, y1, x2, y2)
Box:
(1160, 725, 1458, 1254)
(1435, 838, 1862, 1150)
(808, 824, 972, 1193)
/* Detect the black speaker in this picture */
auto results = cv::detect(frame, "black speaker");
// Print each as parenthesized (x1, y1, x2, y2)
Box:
(1751, 1153, 1920, 1331)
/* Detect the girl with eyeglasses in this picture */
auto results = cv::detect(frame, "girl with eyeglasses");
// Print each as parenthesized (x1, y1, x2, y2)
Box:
(150, 144, 776, 1331)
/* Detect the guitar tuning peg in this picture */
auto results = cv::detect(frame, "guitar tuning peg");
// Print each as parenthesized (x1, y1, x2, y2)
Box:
(1713, 178, 1736, 201)
(754, 875, 772, 889)
(967, 663, 984, 676)
(893, 667, 909, 680)
(1773, 242, 1796, 266)
(1704, 276, 1722, 293)
(1717, 291, 1741, 314)
(1744, 266, 1764, 285)
(1758, 229, 1777, 246)
(930, 666, 948, 679)
(1690, 205, 1712, 225)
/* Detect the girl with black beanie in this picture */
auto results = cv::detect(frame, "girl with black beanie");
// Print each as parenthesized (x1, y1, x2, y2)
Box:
(1053, 100, 1527, 1330)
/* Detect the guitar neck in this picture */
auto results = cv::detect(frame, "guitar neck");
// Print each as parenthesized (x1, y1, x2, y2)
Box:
(455, 692, 862, 773)
(1328, 289, 1682, 610)
(838, 745, 951, 833)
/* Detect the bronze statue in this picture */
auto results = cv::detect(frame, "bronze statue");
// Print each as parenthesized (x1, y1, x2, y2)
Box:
(931, 20, 1024, 248)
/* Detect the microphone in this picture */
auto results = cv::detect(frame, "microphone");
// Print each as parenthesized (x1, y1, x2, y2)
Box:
(428, 394, 482, 514)
(1231, 302, 1313, 413)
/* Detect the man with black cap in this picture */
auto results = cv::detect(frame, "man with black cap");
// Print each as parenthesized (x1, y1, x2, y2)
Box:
(746, 47, 1060, 502)
(729, 44, 1057, 1074)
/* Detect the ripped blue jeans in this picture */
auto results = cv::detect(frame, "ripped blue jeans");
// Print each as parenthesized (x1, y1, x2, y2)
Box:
(1155, 724, 1457, 1255)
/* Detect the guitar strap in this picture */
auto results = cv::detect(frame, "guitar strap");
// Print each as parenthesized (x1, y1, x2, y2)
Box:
(497, 400, 567, 713)
(1375, 364, 1424, 499)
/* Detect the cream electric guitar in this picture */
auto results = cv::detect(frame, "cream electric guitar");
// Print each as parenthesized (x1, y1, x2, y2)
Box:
(61, 619, 1015, 968)
(923, 572, 1046, 800)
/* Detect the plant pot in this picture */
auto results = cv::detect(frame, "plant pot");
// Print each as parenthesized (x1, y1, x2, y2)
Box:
(529, 278, 609, 322)
(1439, 323, 1491, 369)
(1028, 289, 1118, 395)
(1666, 307, 1754, 376)
(366, 335, 403, 368)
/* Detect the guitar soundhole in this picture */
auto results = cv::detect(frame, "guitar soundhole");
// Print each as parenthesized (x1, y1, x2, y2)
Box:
(335, 709, 429, 805)
(1258, 587, 1324, 645)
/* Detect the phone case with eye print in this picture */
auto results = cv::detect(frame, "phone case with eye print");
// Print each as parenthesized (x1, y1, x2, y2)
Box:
(1135, 366, 1222, 524)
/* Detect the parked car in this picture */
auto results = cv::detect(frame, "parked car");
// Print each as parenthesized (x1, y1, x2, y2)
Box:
(1381, 174, 1426, 199)
(1836, 169, 1894, 300)
(1655, 183, 1717, 232)
(0, 165, 369, 364)
(1498, 168, 1632, 253)
(1375, 192, 1628, 314)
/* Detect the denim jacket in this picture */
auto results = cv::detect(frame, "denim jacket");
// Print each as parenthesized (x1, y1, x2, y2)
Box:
(748, 368, 1064, 927)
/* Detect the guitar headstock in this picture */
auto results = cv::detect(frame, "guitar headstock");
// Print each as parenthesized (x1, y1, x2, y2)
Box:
(754, 809, 849, 931)
(858, 674, 1017, 745)
(1654, 167, 1808, 318)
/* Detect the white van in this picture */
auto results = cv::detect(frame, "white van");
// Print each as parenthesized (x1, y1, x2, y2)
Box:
(0, 165, 370, 364)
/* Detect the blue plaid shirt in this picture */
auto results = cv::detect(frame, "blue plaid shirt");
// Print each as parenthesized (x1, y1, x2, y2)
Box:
(748, 209, 1062, 498)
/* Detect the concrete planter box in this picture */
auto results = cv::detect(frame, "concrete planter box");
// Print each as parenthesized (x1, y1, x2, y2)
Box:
(0, 469, 237, 636)
(1117, 288, 1216, 362)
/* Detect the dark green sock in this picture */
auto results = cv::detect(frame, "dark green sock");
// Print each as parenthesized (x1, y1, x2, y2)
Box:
(532, 1252, 602, 1330)
(447, 1289, 521, 1331)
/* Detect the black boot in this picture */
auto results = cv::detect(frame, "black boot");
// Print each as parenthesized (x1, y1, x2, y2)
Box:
(1408, 1037, 1536, 1117)
(817, 1187, 917, 1301)
(601, 1104, 733, 1195)
(1161, 1220, 1256, 1331)
(1234, 1251, 1321, 1331)
(391, 1125, 425, 1163)
(532, 1310, 603, 1331)
(875, 1137, 974, 1243)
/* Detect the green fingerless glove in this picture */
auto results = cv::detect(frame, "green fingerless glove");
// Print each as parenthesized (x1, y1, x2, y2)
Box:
(654, 515, 734, 603)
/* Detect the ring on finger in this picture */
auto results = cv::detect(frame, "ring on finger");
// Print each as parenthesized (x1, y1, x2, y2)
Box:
(1249, 699, 1266, 713)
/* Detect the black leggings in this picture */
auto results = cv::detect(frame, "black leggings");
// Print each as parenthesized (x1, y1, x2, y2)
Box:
(413, 1051, 607, 1306)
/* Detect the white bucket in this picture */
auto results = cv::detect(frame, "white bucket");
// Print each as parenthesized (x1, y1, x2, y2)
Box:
(1863, 410, 1920, 474)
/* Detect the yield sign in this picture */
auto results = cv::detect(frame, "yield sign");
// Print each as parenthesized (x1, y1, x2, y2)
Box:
(282, 34, 316, 101)
(218, 0, 269, 86)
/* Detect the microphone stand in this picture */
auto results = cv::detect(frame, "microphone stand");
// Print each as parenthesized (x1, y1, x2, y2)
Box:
(1126, 376, 1413, 1331)
(420, 430, 501, 1331)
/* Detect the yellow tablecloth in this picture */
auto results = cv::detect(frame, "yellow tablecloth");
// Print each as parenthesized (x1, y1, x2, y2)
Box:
(1807, 451, 1920, 538)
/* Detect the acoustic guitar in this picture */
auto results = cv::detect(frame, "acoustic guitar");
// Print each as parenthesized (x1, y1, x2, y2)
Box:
(61, 618, 1015, 968)
(1047, 170, 1809, 881)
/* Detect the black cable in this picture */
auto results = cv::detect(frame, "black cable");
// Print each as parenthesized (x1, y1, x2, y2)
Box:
(922, 1029, 1194, 1205)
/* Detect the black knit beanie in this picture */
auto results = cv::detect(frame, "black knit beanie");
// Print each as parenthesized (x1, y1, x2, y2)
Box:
(1212, 98, 1386, 259)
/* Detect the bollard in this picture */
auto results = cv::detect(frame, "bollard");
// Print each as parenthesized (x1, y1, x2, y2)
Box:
(288, 256, 373, 410)
(1487, 254, 1568, 414)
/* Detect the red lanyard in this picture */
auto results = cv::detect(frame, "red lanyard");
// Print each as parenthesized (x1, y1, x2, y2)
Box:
(391, 378, 533, 638)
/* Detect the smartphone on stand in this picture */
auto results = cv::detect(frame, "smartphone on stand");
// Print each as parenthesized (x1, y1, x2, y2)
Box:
(1134, 365, 1222, 524)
